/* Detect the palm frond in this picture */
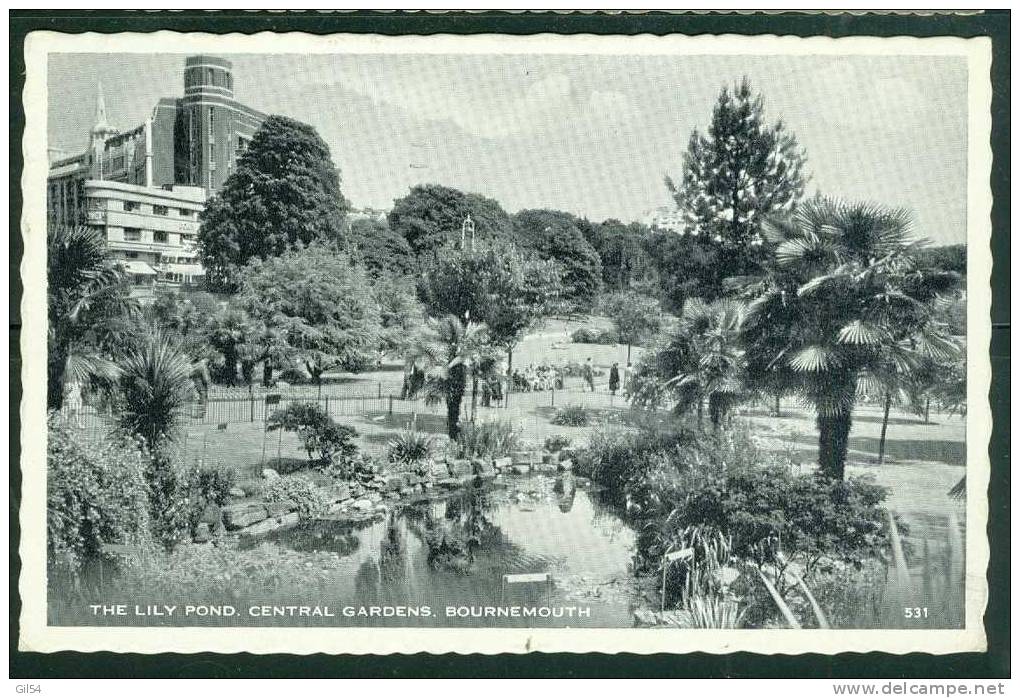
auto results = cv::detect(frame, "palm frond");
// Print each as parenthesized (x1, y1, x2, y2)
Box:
(788, 345, 841, 373)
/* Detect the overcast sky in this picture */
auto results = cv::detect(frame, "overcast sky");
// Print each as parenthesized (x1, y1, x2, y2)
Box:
(49, 52, 968, 244)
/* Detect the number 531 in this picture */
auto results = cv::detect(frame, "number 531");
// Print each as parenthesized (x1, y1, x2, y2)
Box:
(904, 607, 929, 619)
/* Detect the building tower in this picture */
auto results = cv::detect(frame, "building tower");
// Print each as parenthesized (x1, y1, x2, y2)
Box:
(89, 81, 119, 178)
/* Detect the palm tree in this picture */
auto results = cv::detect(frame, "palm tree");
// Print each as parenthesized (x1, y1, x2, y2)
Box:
(403, 315, 488, 440)
(117, 329, 206, 447)
(47, 226, 137, 410)
(741, 197, 960, 479)
(643, 298, 746, 429)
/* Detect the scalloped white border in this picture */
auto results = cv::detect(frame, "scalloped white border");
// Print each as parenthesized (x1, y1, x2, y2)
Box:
(18, 29, 993, 656)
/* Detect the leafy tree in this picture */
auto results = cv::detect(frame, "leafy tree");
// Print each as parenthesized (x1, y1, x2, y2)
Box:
(913, 244, 967, 276)
(348, 217, 416, 278)
(205, 303, 258, 386)
(117, 329, 207, 447)
(629, 298, 746, 428)
(601, 291, 663, 363)
(666, 78, 806, 290)
(239, 245, 382, 390)
(372, 276, 425, 361)
(387, 183, 513, 258)
(643, 227, 722, 312)
(741, 198, 960, 479)
(403, 316, 490, 439)
(47, 226, 138, 410)
(266, 402, 358, 464)
(589, 219, 655, 291)
(198, 115, 350, 290)
(417, 242, 562, 376)
(513, 209, 603, 306)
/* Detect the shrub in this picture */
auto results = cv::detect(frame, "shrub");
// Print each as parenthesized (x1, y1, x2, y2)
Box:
(456, 420, 521, 459)
(571, 327, 619, 344)
(388, 425, 435, 470)
(196, 466, 236, 506)
(47, 416, 152, 575)
(266, 402, 358, 464)
(544, 435, 572, 452)
(145, 444, 201, 551)
(551, 405, 591, 427)
(575, 426, 693, 506)
(263, 476, 329, 520)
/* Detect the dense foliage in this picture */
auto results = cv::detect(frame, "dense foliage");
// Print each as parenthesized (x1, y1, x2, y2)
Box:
(601, 291, 663, 362)
(198, 115, 350, 290)
(263, 476, 330, 520)
(388, 183, 514, 257)
(47, 417, 152, 575)
(512, 209, 603, 307)
(240, 245, 382, 382)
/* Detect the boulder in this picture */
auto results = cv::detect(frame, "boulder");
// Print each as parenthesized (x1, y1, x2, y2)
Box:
(557, 459, 573, 472)
(431, 462, 451, 478)
(222, 503, 268, 530)
(473, 460, 495, 478)
(633, 609, 659, 627)
(193, 522, 212, 543)
(384, 474, 406, 492)
(492, 457, 512, 471)
(238, 512, 300, 536)
(437, 478, 462, 489)
(511, 450, 533, 465)
(261, 468, 281, 481)
(399, 486, 415, 498)
(450, 459, 472, 477)
(327, 483, 351, 503)
(352, 498, 374, 512)
(228, 487, 246, 499)
(510, 465, 529, 476)
(198, 503, 222, 527)
(265, 499, 296, 517)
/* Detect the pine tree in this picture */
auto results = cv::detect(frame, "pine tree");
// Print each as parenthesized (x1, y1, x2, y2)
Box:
(198, 115, 350, 291)
(666, 78, 806, 289)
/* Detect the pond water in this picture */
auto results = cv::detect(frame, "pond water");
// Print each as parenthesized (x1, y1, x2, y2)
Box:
(240, 474, 641, 627)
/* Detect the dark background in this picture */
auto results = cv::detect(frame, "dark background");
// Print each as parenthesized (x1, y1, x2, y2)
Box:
(9, 9, 1010, 679)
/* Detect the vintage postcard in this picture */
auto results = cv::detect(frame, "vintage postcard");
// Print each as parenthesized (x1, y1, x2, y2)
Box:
(18, 27, 993, 656)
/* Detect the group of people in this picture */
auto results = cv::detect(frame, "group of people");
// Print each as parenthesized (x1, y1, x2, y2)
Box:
(479, 374, 504, 407)
(511, 363, 565, 392)
(580, 357, 626, 395)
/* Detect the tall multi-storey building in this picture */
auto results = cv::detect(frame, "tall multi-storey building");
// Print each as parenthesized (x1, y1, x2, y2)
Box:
(47, 55, 266, 298)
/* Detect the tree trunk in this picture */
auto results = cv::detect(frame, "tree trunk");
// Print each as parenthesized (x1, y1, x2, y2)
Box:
(470, 375, 478, 423)
(696, 398, 703, 428)
(627, 343, 632, 364)
(878, 391, 893, 464)
(774, 393, 781, 417)
(505, 347, 514, 409)
(446, 364, 466, 439)
(709, 393, 724, 431)
(262, 361, 274, 388)
(924, 397, 931, 424)
(817, 409, 853, 480)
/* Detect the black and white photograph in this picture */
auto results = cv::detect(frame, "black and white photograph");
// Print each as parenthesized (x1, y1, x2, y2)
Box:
(15, 23, 998, 660)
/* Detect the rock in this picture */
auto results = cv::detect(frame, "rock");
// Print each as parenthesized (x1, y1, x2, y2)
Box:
(238, 512, 299, 536)
(633, 609, 659, 627)
(437, 478, 462, 489)
(222, 503, 268, 530)
(228, 487, 246, 499)
(193, 522, 212, 543)
(472, 459, 495, 477)
(367, 491, 383, 504)
(511, 450, 533, 465)
(328, 483, 351, 502)
(557, 459, 573, 472)
(265, 499, 296, 517)
(431, 462, 451, 478)
(492, 456, 512, 471)
(399, 487, 415, 498)
(450, 459, 472, 476)
(352, 498, 374, 512)
(510, 465, 529, 475)
(261, 468, 281, 481)
(198, 503, 222, 527)
(384, 474, 406, 492)
(541, 452, 555, 464)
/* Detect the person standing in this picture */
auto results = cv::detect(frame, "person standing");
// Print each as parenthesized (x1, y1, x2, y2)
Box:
(609, 362, 620, 396)
(583, 357, 595, 392)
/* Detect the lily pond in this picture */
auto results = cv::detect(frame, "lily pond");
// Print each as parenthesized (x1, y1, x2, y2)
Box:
(53, 474, 645, 628)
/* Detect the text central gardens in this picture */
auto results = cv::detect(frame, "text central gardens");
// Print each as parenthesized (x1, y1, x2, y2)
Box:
(87, 604, 591, 619)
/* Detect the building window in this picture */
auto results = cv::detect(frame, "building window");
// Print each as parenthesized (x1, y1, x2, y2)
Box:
(153, 205, 168, 216)
(124, 201, 140, 212)
(124, 228, 141, 242)
(125, 251, 139, 259)
(179, 208, 193, 217)
(154, 232, 169, 244)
